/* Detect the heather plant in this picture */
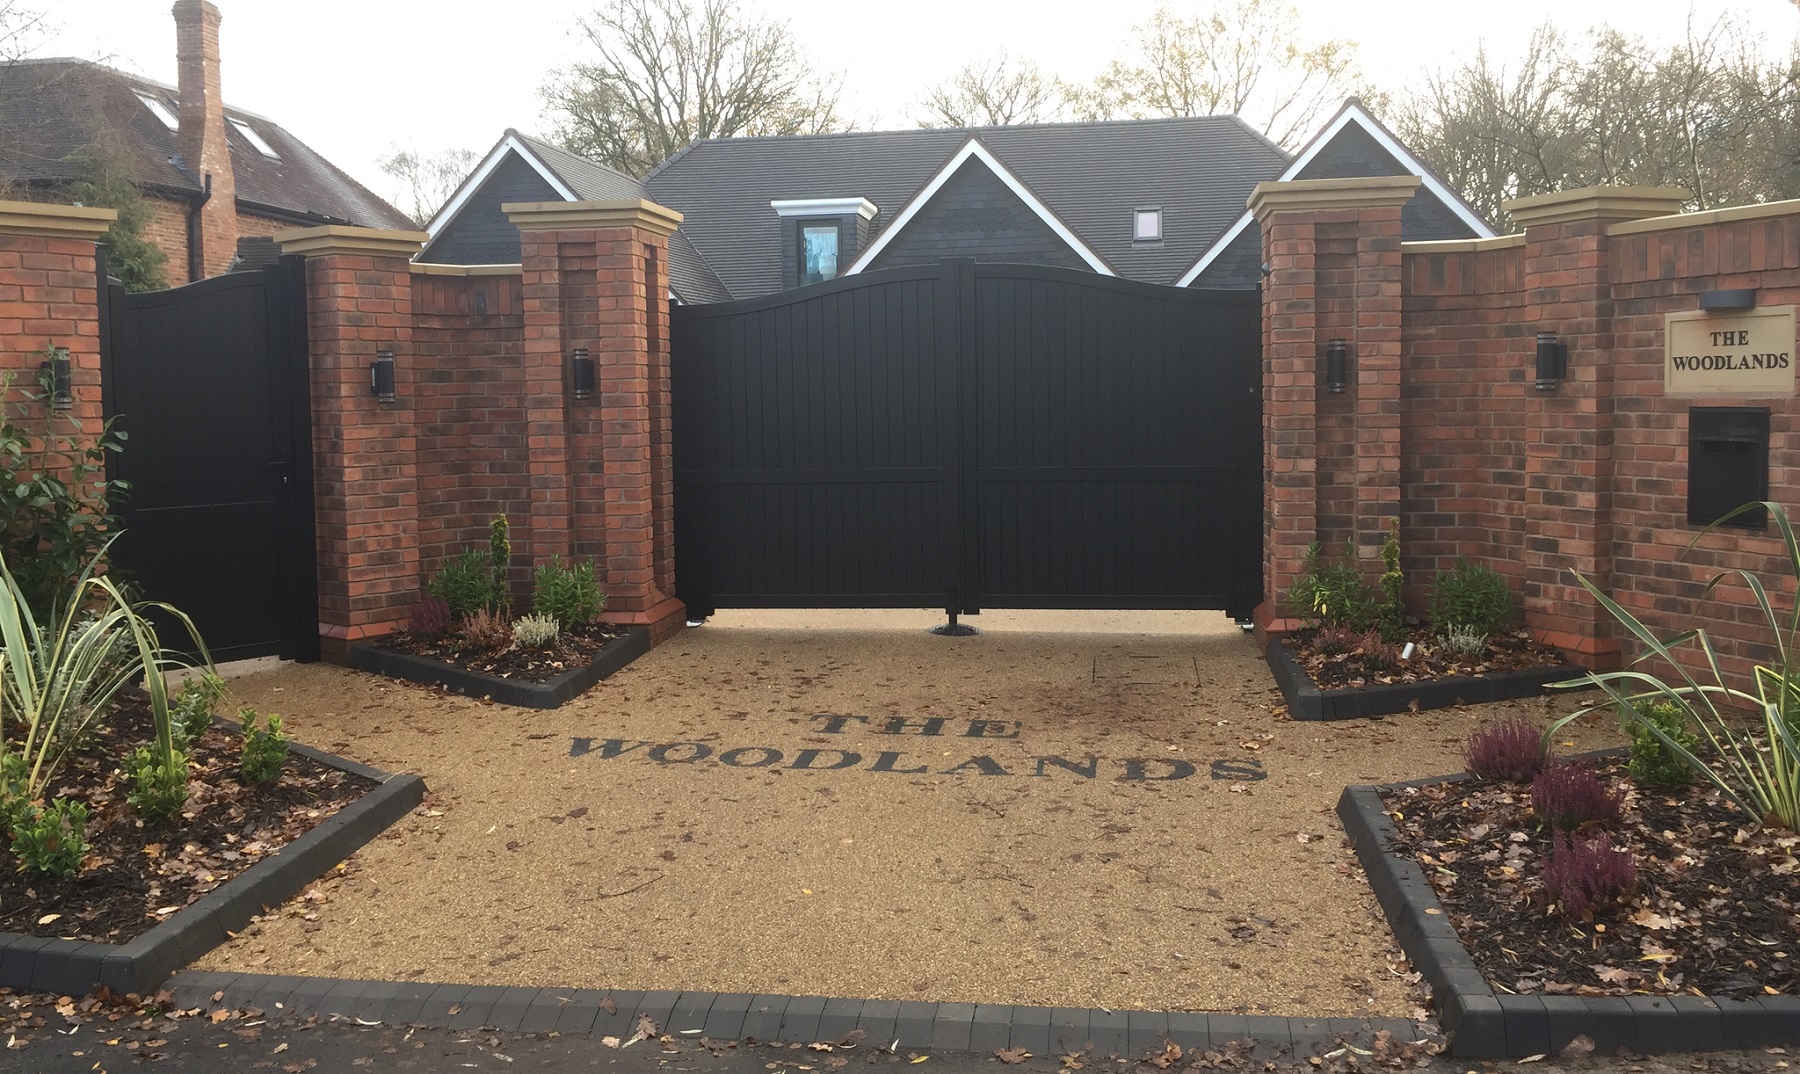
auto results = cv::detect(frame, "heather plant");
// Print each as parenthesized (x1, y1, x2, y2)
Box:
(1312, 625, 1361, 656)
(1377, 521, 1405, 643)
(1429, 558, 1513, 639)
(1531, 760, 1622, 831)
(533, 555, 604, 628)
(1290, 539, 1373, 632)
(1627, 699, 1698, 787)
(1549, 500, 1800, 832)
(512, 613, 560, 651)
(238, 709, 289, 785)
(9, 796, 89, 876)
(1540, 833, 1637, 918)
(408, 596, 453, 639)
(1355, 631, 1400, 673)
(429, 549, 500, 618)
(1463, 718, 1547, 782)
(459, 608, 513, 652)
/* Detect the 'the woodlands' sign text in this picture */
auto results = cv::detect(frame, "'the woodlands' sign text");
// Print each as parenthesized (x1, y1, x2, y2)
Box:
(1665, 308, 1797, 398)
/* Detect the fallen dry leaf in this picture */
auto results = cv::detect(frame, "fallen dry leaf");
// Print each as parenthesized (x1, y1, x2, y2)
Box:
(995, 1047, 1031, 1064)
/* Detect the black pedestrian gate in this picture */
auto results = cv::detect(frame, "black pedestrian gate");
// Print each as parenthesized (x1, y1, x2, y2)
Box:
(671, 259, 1262, 620)
(98, 253, 319, 662)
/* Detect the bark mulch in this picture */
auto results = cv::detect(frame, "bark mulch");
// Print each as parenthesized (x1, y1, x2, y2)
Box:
(1284, 629, 1571, 692)
(0, 694, 376, 945)
(1382, 757, 1798, 1000)
(367, 621, 627, 683)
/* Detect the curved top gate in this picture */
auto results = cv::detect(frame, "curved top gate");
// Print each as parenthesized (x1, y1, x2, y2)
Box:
(670, 258, 1261, 619)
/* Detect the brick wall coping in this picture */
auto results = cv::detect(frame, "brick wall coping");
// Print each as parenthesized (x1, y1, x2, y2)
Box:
(410, 262, 522, 276)
(1503, 185, 1689, 228)
(274, 225, 429, 259)
(1607, 195, 1800, 237)
(0, 199, 118, 239)
(1400, 234, 1527, 254)
(502, 199, 683, 237)
(1247, 175, 1421, 221)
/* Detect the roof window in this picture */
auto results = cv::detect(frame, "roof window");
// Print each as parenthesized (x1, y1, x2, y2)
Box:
(229, 118, 280, 159)
(134, 91, 179, 131)
(1134, 207, 1163, 242)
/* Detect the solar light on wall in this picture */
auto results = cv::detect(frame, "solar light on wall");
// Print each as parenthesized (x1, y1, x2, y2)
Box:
(43, 346, 72, 410)
(370, 348, 397, 403)
(571, 347, 595, 400)
(1324, 338, 1349, 393)
(1535, 331, 1567, 392)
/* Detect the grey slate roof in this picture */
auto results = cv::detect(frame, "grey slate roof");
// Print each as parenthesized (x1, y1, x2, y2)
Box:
(642, 116, 1289, 299)
(0, 58, 411, 229)
(510, 131, 648, 202)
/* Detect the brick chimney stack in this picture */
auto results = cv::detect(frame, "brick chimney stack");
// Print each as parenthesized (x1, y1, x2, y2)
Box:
(173, 0, 237, 278)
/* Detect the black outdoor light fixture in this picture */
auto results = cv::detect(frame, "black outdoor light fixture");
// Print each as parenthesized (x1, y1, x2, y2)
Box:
(1534, 331, 1568, 392)
(1324, 338, 1350, 393)
(571, 347, 595, 400)
(370, 348, 397, 403)
(43, 346, 72, 410)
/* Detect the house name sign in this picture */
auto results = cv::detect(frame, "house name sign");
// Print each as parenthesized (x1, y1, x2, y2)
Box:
(1664, 307, 1797, 398)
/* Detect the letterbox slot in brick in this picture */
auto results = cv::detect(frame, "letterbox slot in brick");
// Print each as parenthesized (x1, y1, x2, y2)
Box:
(1687, 407, 1769, 530)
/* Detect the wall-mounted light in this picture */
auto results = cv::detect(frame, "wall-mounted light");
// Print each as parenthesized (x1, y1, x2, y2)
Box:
(1325, 338, 1350, 394)
(571, 347, 595, 400)
(370, 348, 396, 403)
(43, 346, 72, 410)
(1700, 289, 1757, 311)
(1534, 332, 1568, 392)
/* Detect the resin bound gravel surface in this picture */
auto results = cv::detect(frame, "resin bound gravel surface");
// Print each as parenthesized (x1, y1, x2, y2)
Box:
(193, 610, 1625, 1015)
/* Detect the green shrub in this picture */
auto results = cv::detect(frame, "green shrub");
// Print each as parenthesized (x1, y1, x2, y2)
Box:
(170, 673, 227, 749)
(9, 797, 89, 876)
(489, 515, 512, 617)
(1627, 699, 1698, 787)
(1289, 540, 1373, 632)
(238, 709, 289, 785)
(1429, 559, 1513, 638)
(125, 745, 189, 820)
(1378, 521, 1405, 643)
(429, 548, 500, 617)
(533, 555, 605, 628)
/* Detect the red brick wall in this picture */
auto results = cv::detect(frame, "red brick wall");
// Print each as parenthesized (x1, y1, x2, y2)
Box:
(140, 194, 192, 285)
(0, 231, 105, 433)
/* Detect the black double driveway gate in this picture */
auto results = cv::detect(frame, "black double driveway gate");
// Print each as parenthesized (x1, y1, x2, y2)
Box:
(670, 259, 1262, 621)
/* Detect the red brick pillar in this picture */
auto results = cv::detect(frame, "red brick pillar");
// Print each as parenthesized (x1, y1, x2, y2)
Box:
(1248, 177, 1420, 640)
(504, 200, 687, 643)
(0, 202, 115, 441)
(275, 225, 430, 661)
(1503, 186, 1688, 669)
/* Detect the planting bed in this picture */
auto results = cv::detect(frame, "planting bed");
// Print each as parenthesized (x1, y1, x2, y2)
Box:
(0, 697, 424, 994)
(351, 625, 649, 708)
(1338, 761, 1799, 1057)
(1268, 631, 1580, 720)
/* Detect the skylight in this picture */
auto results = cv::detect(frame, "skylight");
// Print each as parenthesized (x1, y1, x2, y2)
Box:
(134, 92, 179, 131)
(229, 118, 280, 159)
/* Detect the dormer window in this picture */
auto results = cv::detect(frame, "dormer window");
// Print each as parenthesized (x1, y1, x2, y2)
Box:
(1134, 207, 1163, 242)
(800, 224, 839, 285)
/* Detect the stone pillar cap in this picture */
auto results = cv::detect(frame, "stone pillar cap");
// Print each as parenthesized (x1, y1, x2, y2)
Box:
(1503, 185, 1689, 228)
(1247, 176, 1421, 221)
(274, 225, 429, 258)
(503, 199, 684, 237)
(0, 199, 118, 240)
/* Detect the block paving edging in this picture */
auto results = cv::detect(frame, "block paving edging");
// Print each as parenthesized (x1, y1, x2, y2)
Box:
(1265, 642, 1585, 721)
(164, 970, 1431, 1059)
(0, 740, 425, 996)
(1336, 777, 1800, 1057)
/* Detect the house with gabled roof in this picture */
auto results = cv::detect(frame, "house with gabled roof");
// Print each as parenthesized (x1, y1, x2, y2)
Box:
(418, 99, 1494, 304)
(0, 0, 411, 285)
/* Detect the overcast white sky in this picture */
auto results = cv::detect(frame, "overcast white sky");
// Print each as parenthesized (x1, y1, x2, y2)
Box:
(33, 0, 1800, 211)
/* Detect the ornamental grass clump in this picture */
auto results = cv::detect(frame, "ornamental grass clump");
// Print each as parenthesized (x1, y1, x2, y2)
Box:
(1540, 832, 1637, 919)
(1464, 718, 1547, 782)
(1531, 760, 1622, 831)
(1550, 499, 1800, 832)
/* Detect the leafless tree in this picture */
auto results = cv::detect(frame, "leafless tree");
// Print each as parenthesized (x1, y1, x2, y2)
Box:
(379, 145, 480, 227)
(1067, 0, 1364, 147)
(916, 52, 1070, 128)
(1394, 17, 1800, 229)
(541, 0, 845, 177)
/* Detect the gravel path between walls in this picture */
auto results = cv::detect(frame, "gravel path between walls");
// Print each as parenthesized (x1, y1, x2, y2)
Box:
(195, 609, 1624, 1016)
